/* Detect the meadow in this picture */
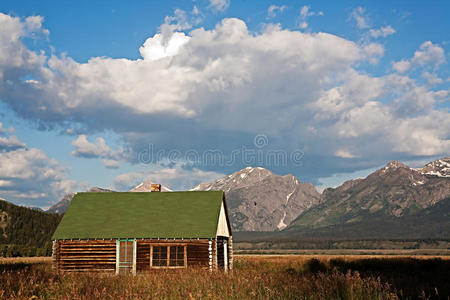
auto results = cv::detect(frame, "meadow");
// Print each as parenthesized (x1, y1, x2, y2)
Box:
(1, 255, 449, 299)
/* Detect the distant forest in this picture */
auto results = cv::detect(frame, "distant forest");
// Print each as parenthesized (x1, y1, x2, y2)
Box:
(0, 200, 61, 257)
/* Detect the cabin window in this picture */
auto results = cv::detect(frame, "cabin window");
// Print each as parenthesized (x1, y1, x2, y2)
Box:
(169, 246, 185, 267)
(151, 245, 186, 268)
(152, 246, 168, 267)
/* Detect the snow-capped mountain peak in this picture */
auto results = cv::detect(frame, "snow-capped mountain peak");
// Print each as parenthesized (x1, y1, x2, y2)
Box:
(190, 166, 273, 192)
(129, 180, 172, 192)
(190, 166, 321, 231)
(419, 157, 450, 178)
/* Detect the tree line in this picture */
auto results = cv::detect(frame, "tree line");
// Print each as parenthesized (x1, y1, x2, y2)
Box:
(0, 199, 61, 257)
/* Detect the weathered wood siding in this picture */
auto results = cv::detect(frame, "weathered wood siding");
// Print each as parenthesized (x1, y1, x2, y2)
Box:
(228, 236, 233, 270)
(187, 241, 210, 267)
(217, 238, 225, 268)
(54, 240, 116, 273)
(53, 238, 230, 273)
(216, 236, 232, 270)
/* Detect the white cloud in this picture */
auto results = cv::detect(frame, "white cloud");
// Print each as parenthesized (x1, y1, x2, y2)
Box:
(390, 111, 450, 156)
(369, 25, 395, 38)
(363, 43, 384, 64)
(71, 134, 125, 166)
(139, 32, 190, 61)
(0, 122, 14, 134)
(0, 13, 46, 80)
(160, 8, 192, 36)
(393, 41, 446, 73)
(0, 146, 76, 206)
(422, 72, 443, 86)
(0, 135, 26, 150)
(392, 60, 411, 73)
(192, 6, 200, 16)
(209, 0, 230, 12)
(335, 150, 359, 159)
(0, 12, 449, 185)
(298, 5, 323, 29)
(267, 5, 287, 18)
(102, 159, 120, 169)
(351, 7, 369, 29)
(411, 41, 446, 67)
(0, 125, 77, 206)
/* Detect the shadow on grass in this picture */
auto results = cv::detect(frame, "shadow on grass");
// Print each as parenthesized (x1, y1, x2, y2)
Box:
(290, 257, 450, 299)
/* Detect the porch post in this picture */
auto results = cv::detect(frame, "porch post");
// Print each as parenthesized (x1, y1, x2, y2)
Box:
(115, 240, 120, 275)
(132, 239, 137, 275)
(224, 240, 228, 272)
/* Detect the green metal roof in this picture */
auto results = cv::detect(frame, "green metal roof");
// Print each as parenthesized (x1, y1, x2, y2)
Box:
(52, 191, 224, 240)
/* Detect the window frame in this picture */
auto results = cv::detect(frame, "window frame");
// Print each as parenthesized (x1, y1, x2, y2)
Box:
(150, 244, 187, 269)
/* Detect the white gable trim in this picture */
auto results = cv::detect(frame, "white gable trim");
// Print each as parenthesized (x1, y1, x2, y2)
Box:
(216, 201, 230, 237)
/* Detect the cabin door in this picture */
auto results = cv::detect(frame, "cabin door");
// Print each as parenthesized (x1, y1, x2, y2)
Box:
(116, 239, 136, 275)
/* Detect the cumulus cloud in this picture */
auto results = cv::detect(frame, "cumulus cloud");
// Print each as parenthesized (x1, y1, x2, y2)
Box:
(393, 41, 446, 73)
(411, 41, 446, 67)
(101, 159, 120, 169)
(0, 136, 76, 206)
(351, 7, 369, 29)
(298, 5, 323, 29)
(422, 71, 443, 87)
(0, 135, 26, 150)
(0, 13, 46, 81)
(0, 122, 14, 134)
(0, 126, 77, 206)
(267, 5, 287, 19)
(209, 0, 230, 12)
(0, 12, 449, 185)
(139, 32, 190, 61)
(113, 165, 224, 191)
(160, 8, 192, 38)
(392, 60, 411, 73)
(335, 149, 359, 159)
(369, 25, 395, 38)
(71, 134, 125, 168)
(363, 43, 384, 64)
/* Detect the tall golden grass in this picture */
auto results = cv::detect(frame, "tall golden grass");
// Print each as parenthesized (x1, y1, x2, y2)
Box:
(0, 255, 448, 299)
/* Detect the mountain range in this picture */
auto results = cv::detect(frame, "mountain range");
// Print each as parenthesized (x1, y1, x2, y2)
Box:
(286, 158, 450, 239)
(40, 156, 450, 239)
(2, 157, 448, 257)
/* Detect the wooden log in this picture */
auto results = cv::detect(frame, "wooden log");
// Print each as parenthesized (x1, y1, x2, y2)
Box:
(213, 239, 217, 270)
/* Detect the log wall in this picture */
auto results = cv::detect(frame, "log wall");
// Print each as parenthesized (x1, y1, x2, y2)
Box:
(54, 240, 116, 273)
(52, 238, 233, 273)
(53, 239, 213, 273)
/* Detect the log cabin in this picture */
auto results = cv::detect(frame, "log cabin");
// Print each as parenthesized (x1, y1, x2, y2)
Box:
(51, 188, 232, 274)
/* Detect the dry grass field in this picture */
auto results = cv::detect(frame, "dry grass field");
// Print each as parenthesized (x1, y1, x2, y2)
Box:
(0, 255, 449, 299)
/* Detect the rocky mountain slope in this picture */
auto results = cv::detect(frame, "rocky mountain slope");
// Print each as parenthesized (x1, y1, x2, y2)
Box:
(191, 167, 321, 231)
(46, 187, 113, 214)
(419, 157, 450, 177)
(288, 158, 450, 234)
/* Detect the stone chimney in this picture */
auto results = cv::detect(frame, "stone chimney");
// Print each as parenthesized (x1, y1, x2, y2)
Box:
(151, 184, 161, 192)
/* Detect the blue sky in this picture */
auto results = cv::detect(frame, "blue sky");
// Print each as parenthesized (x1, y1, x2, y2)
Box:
(0, 0, 449, 207)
